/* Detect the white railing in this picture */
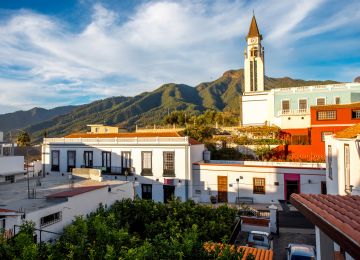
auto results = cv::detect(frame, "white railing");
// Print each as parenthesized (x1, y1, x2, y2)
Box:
(277, 109, 309, 116)
(273, 82, 360, 93)
(207, 160, 326, 169)
(43, 137, 190, 145)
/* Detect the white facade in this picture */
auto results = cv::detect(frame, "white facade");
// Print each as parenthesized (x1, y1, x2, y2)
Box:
(244, 15, 265, 93)
(242, 92, 272, 126)
(42, 136, 205, 203)
(193, 160, 326, 204)
(325, 134, 360, 195)
(1, 181, 133, 242)
(0, 156, 26, 183)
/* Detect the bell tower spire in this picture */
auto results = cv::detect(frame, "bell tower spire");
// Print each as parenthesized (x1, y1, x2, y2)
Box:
(244, 14, 265, 93)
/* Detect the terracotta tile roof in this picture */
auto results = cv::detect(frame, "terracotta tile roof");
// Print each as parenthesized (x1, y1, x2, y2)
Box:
(312, 102, 360, 110)
(46, 185, 106, 198)
(64, 132, 203, 145)
(203, 242, 273, 259)
(335, 123, 360, 138)
(65, 132, 181, 138)
(0, 208, 19, 213)
(241, 216, 270, 227)
(291, 194, 360, 258)
(247, 15, 262, 39)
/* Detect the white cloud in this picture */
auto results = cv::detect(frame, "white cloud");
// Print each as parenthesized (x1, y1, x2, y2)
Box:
(0, 0, 359, 113)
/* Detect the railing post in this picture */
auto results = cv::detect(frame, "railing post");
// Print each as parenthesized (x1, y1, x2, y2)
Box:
(269, 204, 278, 234)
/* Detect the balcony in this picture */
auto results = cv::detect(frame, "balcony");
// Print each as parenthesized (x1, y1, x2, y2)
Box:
(277, 109, 309, 116)
(163, 169, 175, 177)
(80, 165, 132, 176)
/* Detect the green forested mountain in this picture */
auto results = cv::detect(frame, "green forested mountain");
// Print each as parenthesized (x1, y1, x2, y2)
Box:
(9, 69, 338, 143)
(0, 106, 76, 133)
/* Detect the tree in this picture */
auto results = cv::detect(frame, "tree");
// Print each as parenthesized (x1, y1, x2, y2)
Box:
(16, 131, 31, 147)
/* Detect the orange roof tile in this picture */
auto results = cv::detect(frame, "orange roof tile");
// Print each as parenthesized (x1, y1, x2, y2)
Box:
(247, 15, 262, 39)
(312, 102, 360, 110)
(203, 242, 273, 260)
(65, 132, 181, 138)
(291, 194, 360, 258)
(0, 208, 19, 213)
(46, 185, 106, 198)
(335, 123, 360, 138)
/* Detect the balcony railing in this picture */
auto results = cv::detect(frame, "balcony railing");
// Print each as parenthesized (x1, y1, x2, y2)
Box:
(273, 82, 360, 93)
(277, 109, 309, 116)
(80, 165, 132, 175)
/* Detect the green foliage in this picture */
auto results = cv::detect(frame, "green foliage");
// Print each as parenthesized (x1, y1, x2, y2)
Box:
(183, 125, 215, 142)
(1, 200, 238, 259)
(16, 131, 31, 147)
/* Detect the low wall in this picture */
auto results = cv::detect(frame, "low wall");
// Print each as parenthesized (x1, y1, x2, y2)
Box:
(72, 168, 102, 182)
(241, 217, 270, 233)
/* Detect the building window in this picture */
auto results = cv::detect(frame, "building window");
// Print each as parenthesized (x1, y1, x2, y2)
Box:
(327, 145, 332, 180)
(5, 175, 15, 183)
(351, 110, 360, 119)
(344, 144, 350, 194)
(102, 152, 111, 173)
(141, 184, 152, 200)
(299, 99, 307, 110)
(121, 152, 131, 174)
(40, 212, 62, 227)
(335, 97, 340, 104)
(322, 132, 333, 142)
(254, 60, 258, 91)
(141, 152, 152, 176)
(317, 110, 336, 120)
(316, 98, 326, 106)
(163, 152, 175, 177)
(253, 178, 265, 194)
(291, 135, 309, 145)
(67, 151, 76, 172)
(51, 150, 60, 171)
(250, 61, 254, 91)
(83, 151, 93, 168)
(282, 100, 290, 113)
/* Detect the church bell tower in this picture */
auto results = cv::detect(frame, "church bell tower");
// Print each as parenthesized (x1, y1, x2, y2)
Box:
(244, 15, 265, 93)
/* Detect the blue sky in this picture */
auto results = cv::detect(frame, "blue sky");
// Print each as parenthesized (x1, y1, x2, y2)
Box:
(0, 0, 359, 113)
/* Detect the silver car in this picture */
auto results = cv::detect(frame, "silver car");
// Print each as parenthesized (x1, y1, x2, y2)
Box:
(286, 243, 316, 260)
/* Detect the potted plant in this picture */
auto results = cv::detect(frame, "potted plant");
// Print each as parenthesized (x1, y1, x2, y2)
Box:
(210, 195, 217, 204)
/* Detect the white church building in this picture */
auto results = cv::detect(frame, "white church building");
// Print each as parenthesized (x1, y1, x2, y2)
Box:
(241, 16, 360, 129)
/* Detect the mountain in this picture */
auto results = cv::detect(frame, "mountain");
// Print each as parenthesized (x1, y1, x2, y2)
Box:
(355, 76, 360, 83)
(0, 106, 76, 134)
(19, 69, 339, 143)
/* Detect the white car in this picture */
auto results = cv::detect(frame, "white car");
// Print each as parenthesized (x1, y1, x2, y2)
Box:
(286, 243, 316, 260)
(246, 231, 273, 250)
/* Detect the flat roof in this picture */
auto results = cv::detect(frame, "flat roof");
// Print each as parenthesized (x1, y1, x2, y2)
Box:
(290, 194, 360, 258)
(312, 102, 360, 110)
(46, 185, 106, 198)
(0, 173, 128, 213)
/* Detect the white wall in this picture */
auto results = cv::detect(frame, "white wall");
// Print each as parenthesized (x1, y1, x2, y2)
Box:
(43, 142, 205, 203)
(24, 182, 133, 242)
(275, 114, 311, 129)
(0, 156, 24, 175)
(192, 162, 325, 204)
(242, 93, 270, 126)
(0, 131, 3, 142)
(325, 136, 360, 195)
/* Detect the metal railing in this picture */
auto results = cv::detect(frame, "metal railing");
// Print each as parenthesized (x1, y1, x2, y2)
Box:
(80, 165, 132, 175)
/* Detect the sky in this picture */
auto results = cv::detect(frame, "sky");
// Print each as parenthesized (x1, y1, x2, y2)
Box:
(0, 0, 359, 114)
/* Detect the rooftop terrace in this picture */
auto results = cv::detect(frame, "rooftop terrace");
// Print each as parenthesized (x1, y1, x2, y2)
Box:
(0, 173, 129, 213)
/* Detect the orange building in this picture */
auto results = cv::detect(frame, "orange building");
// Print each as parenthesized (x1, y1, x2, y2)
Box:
(274, 102, 360, 161)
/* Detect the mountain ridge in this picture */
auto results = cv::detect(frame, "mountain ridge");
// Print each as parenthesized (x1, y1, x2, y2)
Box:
(0, 69, 340, 143)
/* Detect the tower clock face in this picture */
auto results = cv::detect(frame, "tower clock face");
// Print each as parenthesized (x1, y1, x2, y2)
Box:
(250, 38, 257, 44)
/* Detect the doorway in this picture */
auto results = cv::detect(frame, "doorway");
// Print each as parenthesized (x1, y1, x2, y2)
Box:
(102, 152, 111, 173)
(217, 176, 228, 203)
(284, 174, 300, 201)
(163, 185, 175, 203)
(142, 184, 152, 200)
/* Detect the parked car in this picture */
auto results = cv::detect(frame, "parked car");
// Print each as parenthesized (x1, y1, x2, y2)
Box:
(246, 231, 273, 250)
(286, 243, 316, 260)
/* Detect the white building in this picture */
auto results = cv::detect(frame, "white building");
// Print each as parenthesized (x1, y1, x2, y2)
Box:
(241, 16, 360, 128)
(42, 132, 205, 203)
(0, 130, 26, 183)
(0, 173, 133, 242)
(325, 123, 360, 195)
(193, 160, 326, 204)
